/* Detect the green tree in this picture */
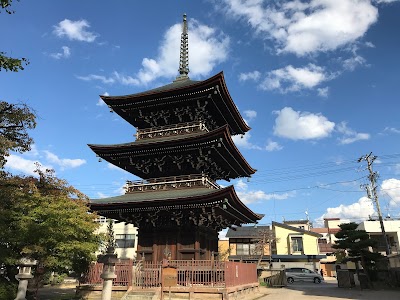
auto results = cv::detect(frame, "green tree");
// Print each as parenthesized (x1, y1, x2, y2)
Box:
(333, 222, 383, 287)
(102, 219, 116, 253)
(0, 102, 37, 168)
(0, 166, 101, 282)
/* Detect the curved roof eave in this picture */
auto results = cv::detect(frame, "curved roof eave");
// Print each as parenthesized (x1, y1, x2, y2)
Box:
(100, 73, 222, 102)
(88, 125, 256, 176)
(89, 185, 262, 223)
(101, 72, 250, 134)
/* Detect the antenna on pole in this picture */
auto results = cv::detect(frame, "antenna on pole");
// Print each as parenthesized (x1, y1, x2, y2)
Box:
(175, 13, 189, 82)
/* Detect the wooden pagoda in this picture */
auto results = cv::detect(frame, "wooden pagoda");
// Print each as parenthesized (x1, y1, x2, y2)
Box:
(89, 14, 262, 262)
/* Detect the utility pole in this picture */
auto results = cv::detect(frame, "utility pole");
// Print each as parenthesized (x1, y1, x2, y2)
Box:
(358, 152, 391, 255)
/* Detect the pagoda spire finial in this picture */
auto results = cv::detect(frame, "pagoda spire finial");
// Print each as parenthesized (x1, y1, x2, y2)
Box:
(175, 13, 189, 82)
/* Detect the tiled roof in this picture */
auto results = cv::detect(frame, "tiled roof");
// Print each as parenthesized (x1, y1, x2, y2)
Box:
(311, 228, 329, 233)
(283, 220, 309, 224)
(272, 221, 322, 237)
(226, 225, 270, 238)
(90, 186, 218, 204)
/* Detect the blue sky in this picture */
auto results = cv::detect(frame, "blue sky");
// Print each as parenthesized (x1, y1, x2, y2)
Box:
(2, 0, 400, 230)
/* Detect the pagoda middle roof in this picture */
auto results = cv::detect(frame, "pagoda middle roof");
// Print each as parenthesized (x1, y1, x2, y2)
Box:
(90, 185, 262, 224)
(88, 125, 256, 180)
(100, 72, 250, 135)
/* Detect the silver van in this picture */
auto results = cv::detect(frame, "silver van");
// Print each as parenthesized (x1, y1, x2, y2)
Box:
(285, 268, 324, 284)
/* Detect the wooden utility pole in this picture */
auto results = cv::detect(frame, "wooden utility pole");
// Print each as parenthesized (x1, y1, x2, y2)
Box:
(358, 152, 391, 255)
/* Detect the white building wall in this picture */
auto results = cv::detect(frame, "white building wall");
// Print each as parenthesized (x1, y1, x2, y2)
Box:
(95, 217, 138, 260)
(357, 219, 400, 254)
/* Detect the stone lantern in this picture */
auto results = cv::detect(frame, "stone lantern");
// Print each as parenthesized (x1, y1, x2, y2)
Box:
(98, 247, 118, 300)
(14, 258, 37, 300)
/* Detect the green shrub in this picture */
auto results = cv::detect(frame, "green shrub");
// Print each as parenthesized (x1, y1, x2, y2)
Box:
(0, 279, 17, 299)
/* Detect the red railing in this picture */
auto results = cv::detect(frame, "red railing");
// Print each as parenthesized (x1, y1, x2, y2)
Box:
(224, 261, 258, 287)
(83, 260, 257, 288)
(82, 260, 133, 286)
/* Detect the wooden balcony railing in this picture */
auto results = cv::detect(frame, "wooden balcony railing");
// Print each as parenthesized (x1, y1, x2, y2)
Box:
(125, 174, 220, 193)
(136, 121, 208, 140)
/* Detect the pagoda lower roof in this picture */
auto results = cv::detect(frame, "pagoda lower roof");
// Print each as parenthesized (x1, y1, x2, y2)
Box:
(88, 125, 256, 181)
(90, 185, 262, 225)
(91, 186, 217, 205)
(100, 72, 250, 135)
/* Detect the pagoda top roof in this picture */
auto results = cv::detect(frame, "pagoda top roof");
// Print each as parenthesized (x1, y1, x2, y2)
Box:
(90, 185, 262, 225)
(100, 72, 250, 135)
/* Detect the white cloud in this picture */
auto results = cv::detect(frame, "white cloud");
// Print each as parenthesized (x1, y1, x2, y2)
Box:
(265, 139, 283, 152)
(76, 74, 115, 84)
(222, 0, 378, 56)
(337, 122, 370, 144)
(235, 179, 294, 204)
(239, 71, 261, 82)
(260, 64, 330, 93)
(43, 150, 86, 170)
(75, 18, 229, 87)
(134, 18, 229, 85)
(232, 132, 262, 150)
(243, 110, 257, 120)
(53, 19, 98, 42)
(4, 155, 48, 176)
(50, 46, 71, 59)
(365, 41, 375, 48)
(273, 107, 335, 140)
(317, 87, 329, 98)
(381, 178, 400, 207)
(112, 71, 140, 86)
(97, 92, 109, 106)
(236, 179, 248, 191)
(343, 55, 367, 71)
(384, 127, 400, 134)
(321, 196, 376, 222)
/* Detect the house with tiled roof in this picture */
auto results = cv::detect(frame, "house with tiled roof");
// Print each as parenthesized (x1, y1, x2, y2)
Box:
(221, 221, 326, 270)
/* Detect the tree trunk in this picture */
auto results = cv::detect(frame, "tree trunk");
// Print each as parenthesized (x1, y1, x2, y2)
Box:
(360, 254, 373, 289)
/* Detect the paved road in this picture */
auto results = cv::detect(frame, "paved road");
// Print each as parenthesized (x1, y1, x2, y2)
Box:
(256, 277, 400, 300)
(32, 278, 400, 300)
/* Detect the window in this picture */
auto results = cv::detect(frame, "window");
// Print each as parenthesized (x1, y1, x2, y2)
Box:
(115, 234, 135, 248)
(95, 216, 107, 223)
(291, 237, 303, 253)
(232, 239, 262, 255)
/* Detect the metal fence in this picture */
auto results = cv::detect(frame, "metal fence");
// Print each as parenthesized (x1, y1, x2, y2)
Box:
(83, 259, 257, 288)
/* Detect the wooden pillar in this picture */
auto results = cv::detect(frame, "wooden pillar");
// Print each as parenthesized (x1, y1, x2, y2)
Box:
(152, 230, 158, 263)
(177, 228, 182, 260)
(170, 233, 177, 260)
(195, 230, 200, 260)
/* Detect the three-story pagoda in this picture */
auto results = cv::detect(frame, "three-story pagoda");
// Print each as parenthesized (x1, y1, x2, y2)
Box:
(89, 14, 262, 262)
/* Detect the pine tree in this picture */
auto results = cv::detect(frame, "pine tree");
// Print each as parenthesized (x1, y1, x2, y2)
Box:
(333, 222, 383, 287)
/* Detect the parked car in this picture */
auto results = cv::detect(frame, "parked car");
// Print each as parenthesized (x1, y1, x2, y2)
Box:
(285, 268, 324, 284)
